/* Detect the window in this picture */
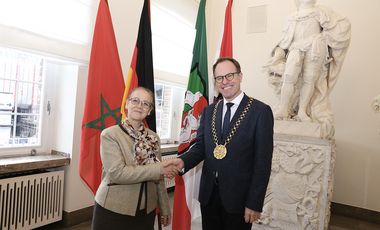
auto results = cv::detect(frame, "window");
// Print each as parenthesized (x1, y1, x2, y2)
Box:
(154, 82, 185, 143)
(155, 83, 173, 139)
(151, 1, 197, 143)
(151, 2, 195, 77)
(0, 0, 93, 154)
(0, 48, 44, 148)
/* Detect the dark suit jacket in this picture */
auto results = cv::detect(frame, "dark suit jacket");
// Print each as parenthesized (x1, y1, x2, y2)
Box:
(180, 94, 273, 214)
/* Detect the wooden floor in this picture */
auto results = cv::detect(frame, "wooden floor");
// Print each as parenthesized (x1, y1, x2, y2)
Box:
(36, 191, 380, 230)
(329, 214, 380, 230)
(36, 213, 380, 230)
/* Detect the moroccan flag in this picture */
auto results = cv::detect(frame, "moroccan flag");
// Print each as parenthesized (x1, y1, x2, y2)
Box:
(79, 0, 125, 194)
(120, 0, 156, 131)
(172, 0, 208, 229)
(220, 0, 233, 58)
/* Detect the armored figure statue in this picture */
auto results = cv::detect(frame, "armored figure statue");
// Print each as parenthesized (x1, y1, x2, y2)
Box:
(265, 0, 351, 138)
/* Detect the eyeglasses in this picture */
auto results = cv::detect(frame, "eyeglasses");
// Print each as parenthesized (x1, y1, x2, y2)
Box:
(214, 72, 240, 83)
(128, 97, 152, 110)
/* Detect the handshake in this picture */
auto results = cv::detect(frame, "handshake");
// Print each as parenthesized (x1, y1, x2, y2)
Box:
(160, 158, 184, 179)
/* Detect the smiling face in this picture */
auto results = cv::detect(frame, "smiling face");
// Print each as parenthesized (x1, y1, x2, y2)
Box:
(126, 88, 153, 123)
(214, 60, 242, 101)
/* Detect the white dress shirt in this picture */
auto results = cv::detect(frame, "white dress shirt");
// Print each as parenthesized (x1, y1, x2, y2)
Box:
(221, 91, 244, 129)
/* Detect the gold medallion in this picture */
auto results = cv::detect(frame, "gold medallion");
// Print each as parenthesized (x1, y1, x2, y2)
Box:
(213, 145, 227, 159)
(211, 98, 254, 160)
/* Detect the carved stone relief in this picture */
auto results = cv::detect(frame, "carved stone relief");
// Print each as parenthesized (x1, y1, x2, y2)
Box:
(253, 135, 335, 230)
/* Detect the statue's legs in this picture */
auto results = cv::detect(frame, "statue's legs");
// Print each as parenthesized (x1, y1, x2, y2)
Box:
(297, 49, 327, 121)
(275, 50, 303, 119)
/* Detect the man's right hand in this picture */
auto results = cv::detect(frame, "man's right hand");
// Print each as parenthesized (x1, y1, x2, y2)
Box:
(170, 158, 184, 171)
(160, 158, 184, 179)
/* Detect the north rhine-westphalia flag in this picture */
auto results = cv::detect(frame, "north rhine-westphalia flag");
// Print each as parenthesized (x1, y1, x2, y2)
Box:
(220, 0, 233, 58)
(120, 0, 156, 131)
(214, 0, 234, 102)
(79, 0, 125, 194)
(172, 0, 208, 229)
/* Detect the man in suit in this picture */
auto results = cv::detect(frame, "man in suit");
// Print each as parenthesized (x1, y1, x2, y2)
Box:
(172, 57, 274, 230)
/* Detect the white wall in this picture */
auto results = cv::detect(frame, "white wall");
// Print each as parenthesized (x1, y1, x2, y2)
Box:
(43, 61, 95, 212)
(206, 0, 380, 212)
(63, 65, 95, 212)
(45, 62, 78, 154)
(324, 0, 380, 212)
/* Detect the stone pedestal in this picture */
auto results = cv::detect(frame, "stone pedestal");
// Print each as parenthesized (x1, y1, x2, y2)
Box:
(274, 120, 323, 138)
(253, 121, 335, 230)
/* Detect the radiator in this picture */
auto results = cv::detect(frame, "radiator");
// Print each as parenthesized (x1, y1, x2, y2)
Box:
(0, 170, 64, 230)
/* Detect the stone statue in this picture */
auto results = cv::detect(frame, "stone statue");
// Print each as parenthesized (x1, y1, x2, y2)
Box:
(265, 0, 351, 138)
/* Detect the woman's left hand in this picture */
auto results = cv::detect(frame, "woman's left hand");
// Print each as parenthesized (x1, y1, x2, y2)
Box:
(161, 215, 171, 227)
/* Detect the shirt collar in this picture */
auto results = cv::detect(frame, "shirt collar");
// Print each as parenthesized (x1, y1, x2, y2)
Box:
(223, 91, 244, 107)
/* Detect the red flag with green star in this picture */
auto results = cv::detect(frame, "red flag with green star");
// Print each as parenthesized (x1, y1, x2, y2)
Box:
(173, 0, 209, 228)
(79, 0, 125, 194)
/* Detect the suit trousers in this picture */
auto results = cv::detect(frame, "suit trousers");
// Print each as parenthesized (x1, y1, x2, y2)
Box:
(200, 181, 252, 230)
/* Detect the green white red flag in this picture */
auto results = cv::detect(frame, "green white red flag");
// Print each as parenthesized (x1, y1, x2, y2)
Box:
(172, 0, 208, 229)
(220, 0, 233, 58)
(214, 0, 233, 102)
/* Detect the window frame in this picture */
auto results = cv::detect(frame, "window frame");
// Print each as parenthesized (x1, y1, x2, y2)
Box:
(0, 48, 47, 152)
(154, 80, 186, 144)
(0, 47, 84, 156)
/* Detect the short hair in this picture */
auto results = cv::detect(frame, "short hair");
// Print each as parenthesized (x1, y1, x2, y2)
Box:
(212, 57, 241, 76)
(128, 86, 155, 107)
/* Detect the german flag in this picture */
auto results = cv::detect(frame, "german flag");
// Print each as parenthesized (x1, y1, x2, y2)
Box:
(121, 0, 156, 131)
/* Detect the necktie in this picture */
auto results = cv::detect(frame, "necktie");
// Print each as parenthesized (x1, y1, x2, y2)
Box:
(222, 102, 234, 140)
